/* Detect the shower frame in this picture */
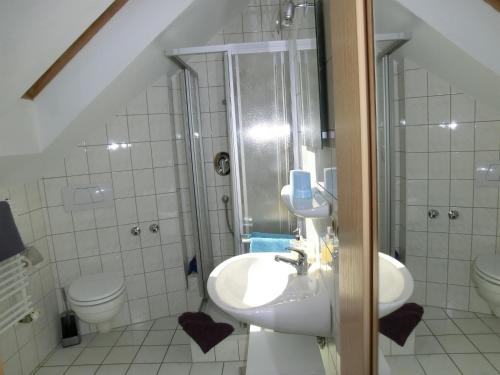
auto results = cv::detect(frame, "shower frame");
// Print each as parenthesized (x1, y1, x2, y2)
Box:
(375, 33, 410, 260)
(168, 38, 316, 256)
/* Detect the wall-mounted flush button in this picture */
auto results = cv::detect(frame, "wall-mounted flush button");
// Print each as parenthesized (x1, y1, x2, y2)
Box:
(130, 226, 141, 236)
(448, 210, 459, 220)
(428, 209, 439, 219)
(149, 223, 160, 233)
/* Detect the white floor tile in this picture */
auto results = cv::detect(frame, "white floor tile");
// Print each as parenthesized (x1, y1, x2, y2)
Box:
(133, 346, 168, 363)
(116, 331, 148, 346)
(436, 335, 478, 353)
(64, 365, 99, 375)
(171, 330, 190, 345)
(104, 346, 140, 364)
(386, 356, 425, 375)
(74, 347, 111, 365)
(74, 334, 97, 348)
(222, 361, 246, 375)
(157, 363, 192, 375)
(481, 317, 500, 333)
(450, 353, 499, 375)
(453, 318, 492, 334)
(423, 306, 448, 319)
(190, 362, 223, 375)
(143, 330, 175, 346)
(127, 321, 154, 331)
(415, 321, 432, 336)
(416, 354, 461, 374)
(164, 345, 192, 362)
(151, 317, 178, 330)
(34, 366, 68, 375)
(484, 353, 500, 372)
(44, 347, 83, 366)
(95, 364, 129, 375)
(446, 309, 477, 319)
(468, 334, 500, 352)
(425, 319, 461, 335)
(415, 336, 444, 354)
(126, 363, 161, 375)
(88, 332, 122, 347)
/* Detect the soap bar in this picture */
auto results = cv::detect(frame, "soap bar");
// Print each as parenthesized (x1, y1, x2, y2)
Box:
(290, 170, 312, 199)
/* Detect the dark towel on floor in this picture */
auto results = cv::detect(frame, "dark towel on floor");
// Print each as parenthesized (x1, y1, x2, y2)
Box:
(379, 303, 424, 346)
(178, 312, 234, 353)
(0, 201, 25, 263)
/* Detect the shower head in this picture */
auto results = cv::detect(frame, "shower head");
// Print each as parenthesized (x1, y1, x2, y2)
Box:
(281, 1, 314, 28)
(282, 0, 296, 27)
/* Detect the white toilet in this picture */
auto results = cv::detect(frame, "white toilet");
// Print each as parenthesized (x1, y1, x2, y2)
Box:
(68, 272, 126, 333)
(472, 254, 500, 317)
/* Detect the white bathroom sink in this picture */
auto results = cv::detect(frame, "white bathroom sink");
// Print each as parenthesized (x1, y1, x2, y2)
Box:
(379, 252, 414, 317)
(207, 252, 331, 336)
(207, 251, 413, 336)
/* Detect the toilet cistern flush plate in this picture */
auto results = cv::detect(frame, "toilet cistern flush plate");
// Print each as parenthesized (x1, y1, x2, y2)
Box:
(207, 252, 331, 337)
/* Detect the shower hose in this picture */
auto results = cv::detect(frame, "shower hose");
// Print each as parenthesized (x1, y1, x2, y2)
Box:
(221, 195, 234, 236)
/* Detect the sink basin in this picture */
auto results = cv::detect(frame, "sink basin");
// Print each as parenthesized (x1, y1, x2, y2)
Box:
(379, 252, 414, 317)
(207, 252, 331, 336)
(207, 251, 413, 336)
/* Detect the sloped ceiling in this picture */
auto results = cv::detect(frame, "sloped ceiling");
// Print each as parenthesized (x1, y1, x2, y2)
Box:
(0, 0, 114, 115)
(0, 0, 250, 184)
(375, 0, 500, 112)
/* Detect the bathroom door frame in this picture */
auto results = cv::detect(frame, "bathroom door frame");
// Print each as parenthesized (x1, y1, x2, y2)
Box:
(328, 0, 379, 373)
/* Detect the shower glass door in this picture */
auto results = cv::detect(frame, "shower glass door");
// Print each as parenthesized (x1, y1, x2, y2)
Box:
(229, 51, 296, 249)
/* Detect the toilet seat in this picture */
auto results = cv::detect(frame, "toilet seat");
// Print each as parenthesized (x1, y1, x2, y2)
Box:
(474, 255, 500, 285)
(68, 272, 125, 306)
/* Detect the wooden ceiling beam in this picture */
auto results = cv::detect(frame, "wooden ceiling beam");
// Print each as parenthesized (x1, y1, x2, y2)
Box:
(485, 0, 500, 11)
(22, 0, 128, 100)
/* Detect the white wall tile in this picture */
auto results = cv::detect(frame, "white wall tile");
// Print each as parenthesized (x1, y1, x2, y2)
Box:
(428, 125, 450, 152)
(133, 169, 156, 196)
(451, 123, 474, 151)
(428, 95, 450, 125)
(147, 87, 169, 114)
(107, 116, 129, 144)
(429, 152, 450, 179)
(115, 198, 138, 225)
(75, 230, 99, 258)
(450, 152, 474, 179)
(128, 115, 150, 143)
(149, 114, 172, 141)
(112, 171, 135, 198)
(451, 94, 475, 123)
(109, 147, 132, 171)
(130, 143, 153, 169)
(473, 208, 497, 235)
(87, 146, 111, 173)
(97, 227, 120, 254)
(450, 180, 473, 207)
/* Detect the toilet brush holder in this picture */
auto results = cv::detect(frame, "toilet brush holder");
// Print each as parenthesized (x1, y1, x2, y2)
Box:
(60, 288, 80, 347)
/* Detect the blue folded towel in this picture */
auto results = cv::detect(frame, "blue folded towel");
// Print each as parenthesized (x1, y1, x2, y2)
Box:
(249, 232, 294, 253)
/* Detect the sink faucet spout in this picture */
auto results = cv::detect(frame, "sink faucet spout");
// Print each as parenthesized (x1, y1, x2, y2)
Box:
(274, 247, 309, 275)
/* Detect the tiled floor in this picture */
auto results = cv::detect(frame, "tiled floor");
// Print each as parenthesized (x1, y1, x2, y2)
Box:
(386, 306, 500, 374)
(34, 316, 246, 375)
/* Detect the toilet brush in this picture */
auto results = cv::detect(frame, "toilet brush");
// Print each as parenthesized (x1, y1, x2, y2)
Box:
(60, 288, 81, 347)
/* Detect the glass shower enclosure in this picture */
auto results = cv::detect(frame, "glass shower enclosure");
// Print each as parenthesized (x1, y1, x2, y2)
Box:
(169, 39, 319, 297)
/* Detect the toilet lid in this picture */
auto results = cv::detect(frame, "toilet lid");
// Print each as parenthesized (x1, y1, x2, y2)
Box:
(68, 272, 124, 303)
(474, 255, 500, 282)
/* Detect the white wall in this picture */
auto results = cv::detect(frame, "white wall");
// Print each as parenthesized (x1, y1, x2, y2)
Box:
(0, 0, 113, 115)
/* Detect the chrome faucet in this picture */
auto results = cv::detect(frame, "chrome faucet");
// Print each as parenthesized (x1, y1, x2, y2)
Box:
(275, 247, 309, 275)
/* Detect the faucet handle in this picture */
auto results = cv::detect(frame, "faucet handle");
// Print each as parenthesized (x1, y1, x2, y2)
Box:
(287, 247, 307, 259)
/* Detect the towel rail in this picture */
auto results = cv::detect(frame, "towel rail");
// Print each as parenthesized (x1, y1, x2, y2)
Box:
(0, 254, 32, 335)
